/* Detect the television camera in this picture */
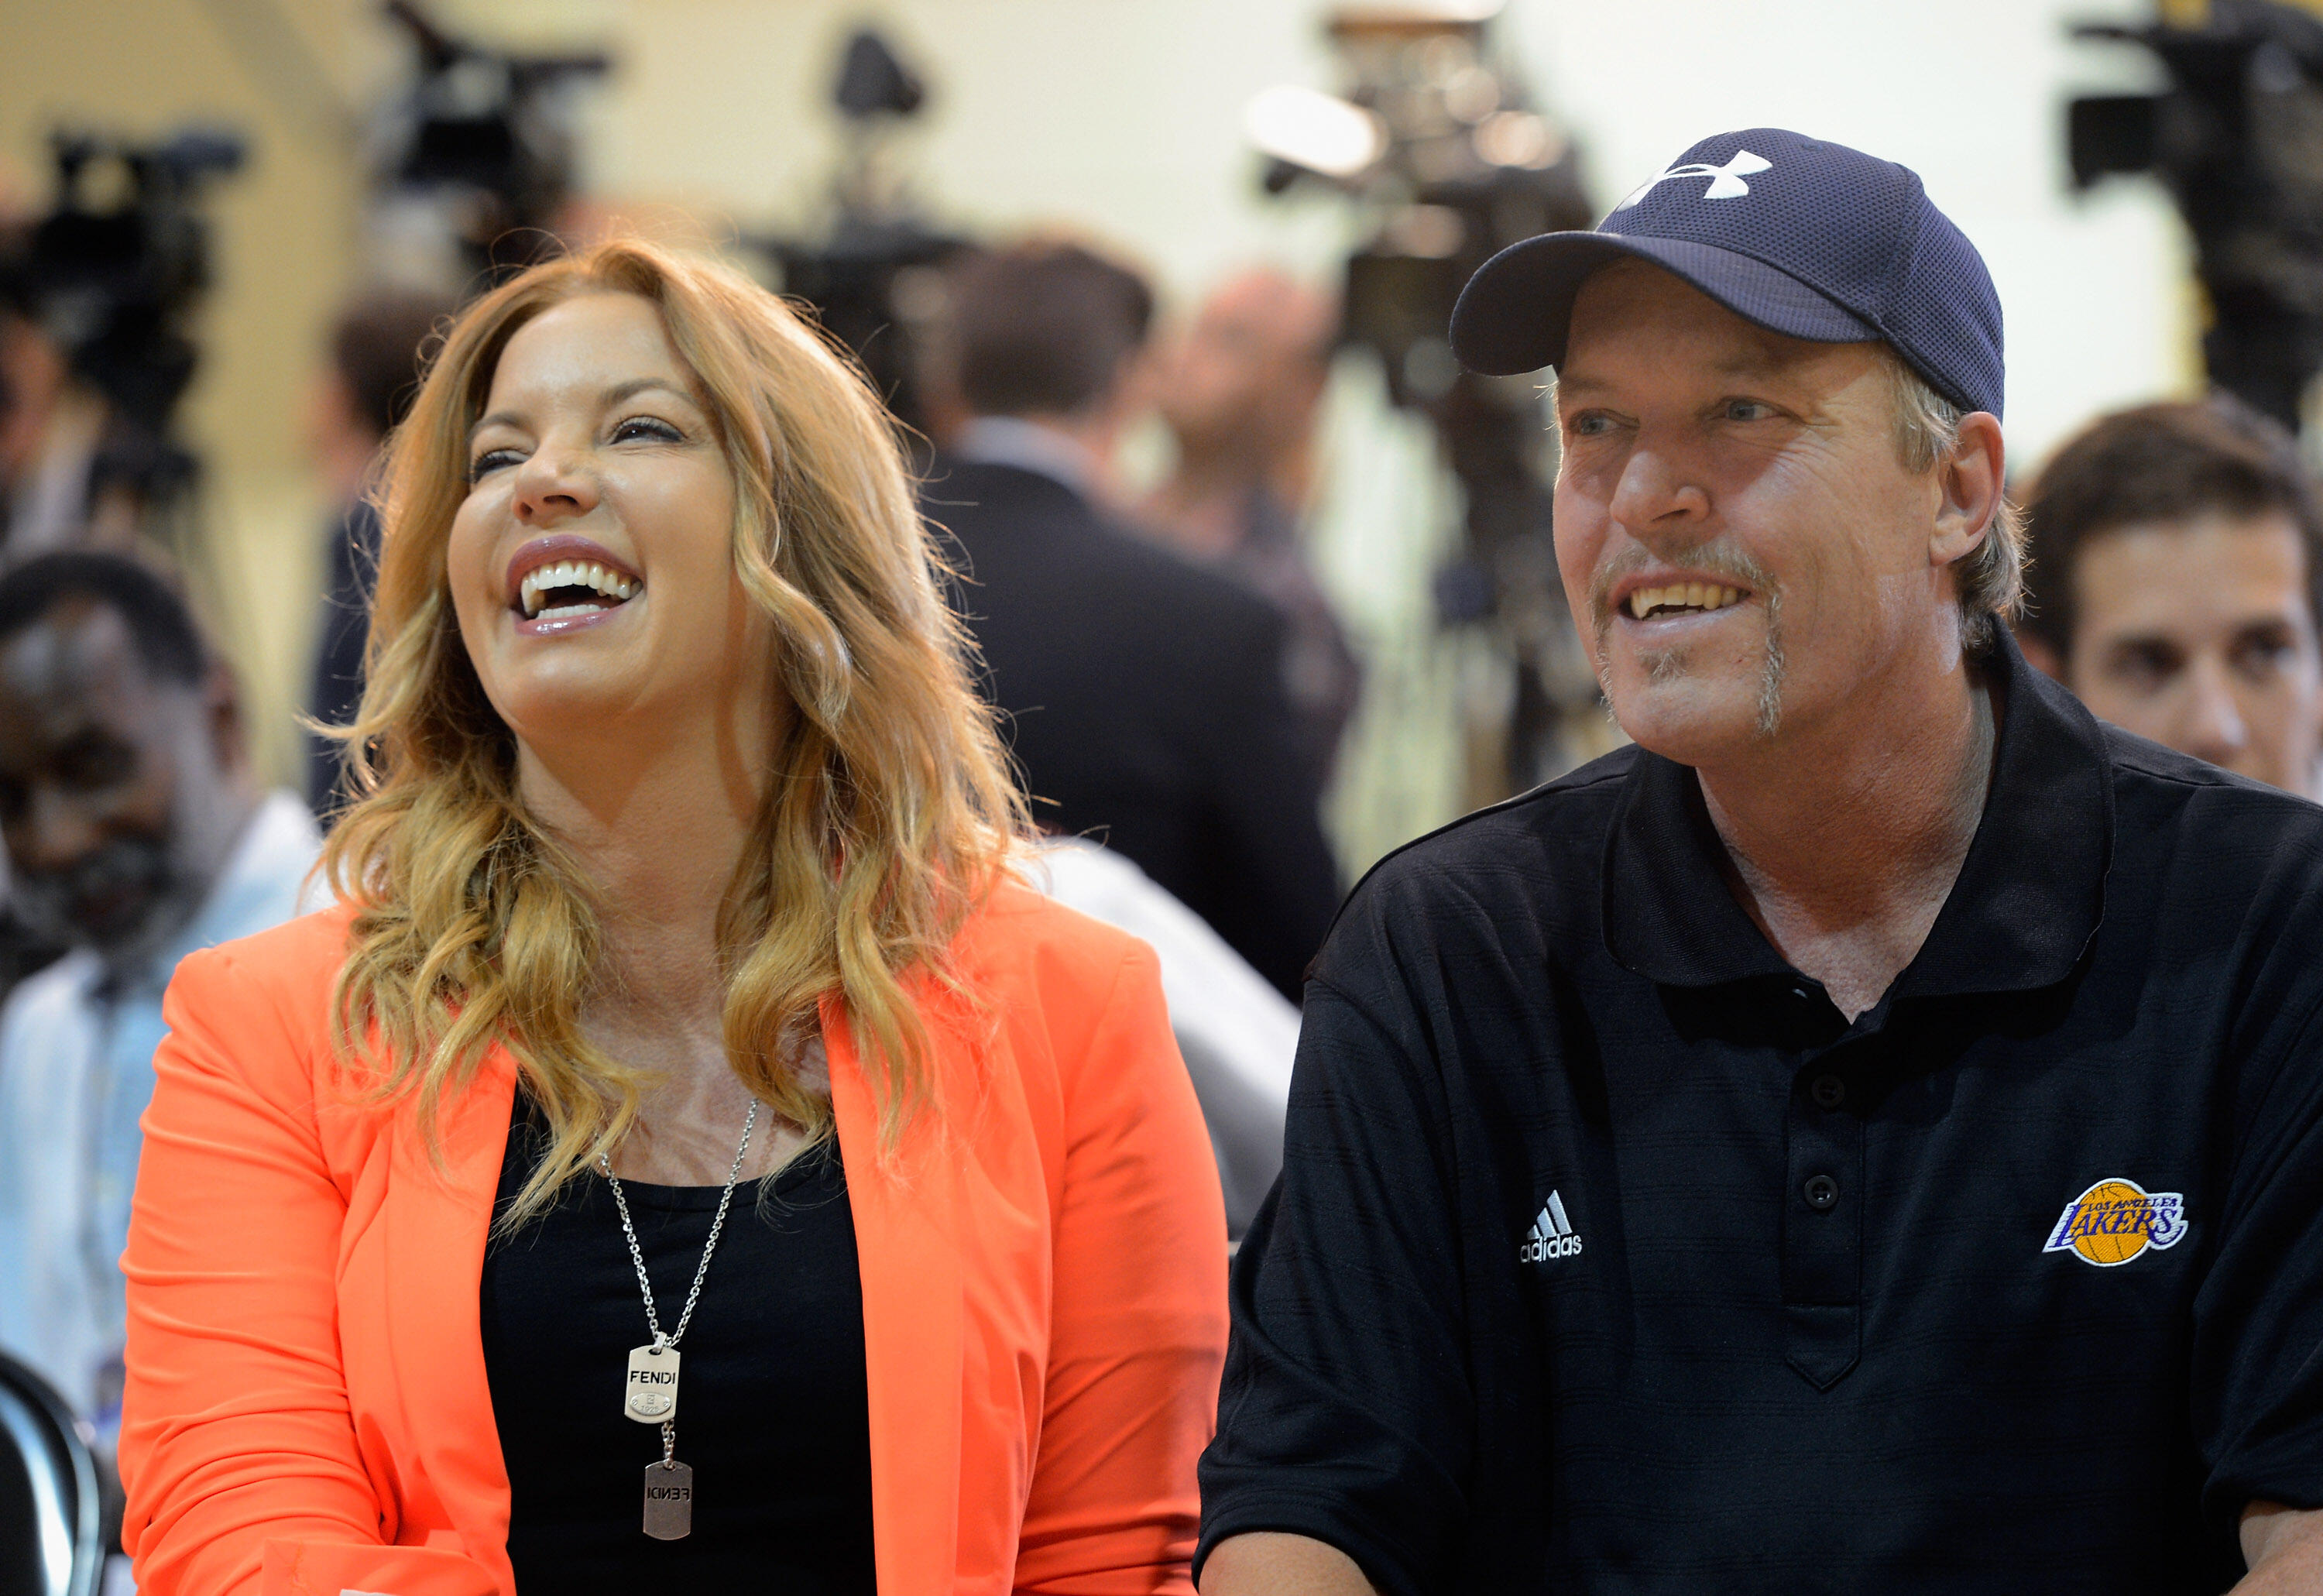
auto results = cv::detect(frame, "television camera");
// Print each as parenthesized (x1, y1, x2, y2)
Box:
(748, 27, 969, 444)
(1249, 2, 1603, 800)
(0, 124, 245, 543)
(2070, 0, 2323, 430)
(370, 0, 611, 293)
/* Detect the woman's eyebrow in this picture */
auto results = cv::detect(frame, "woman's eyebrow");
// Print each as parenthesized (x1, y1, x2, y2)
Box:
(467, 377, 698, 446)
(600, 376, 697, 409)
(468, 408, 520, 445)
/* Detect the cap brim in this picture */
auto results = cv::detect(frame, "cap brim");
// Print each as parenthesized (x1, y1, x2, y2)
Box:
(1449, 232, 1879, 377)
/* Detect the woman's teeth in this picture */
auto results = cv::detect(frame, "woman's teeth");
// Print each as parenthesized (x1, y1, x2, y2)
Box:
(519, 560, 640, 619)
(1627, 582, 1744, 620)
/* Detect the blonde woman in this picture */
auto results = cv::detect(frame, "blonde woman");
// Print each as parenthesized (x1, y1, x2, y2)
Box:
(115, 240, 1228, 1596)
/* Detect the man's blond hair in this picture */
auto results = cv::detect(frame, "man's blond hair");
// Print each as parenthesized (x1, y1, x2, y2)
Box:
(1883, 348, 2024, 652)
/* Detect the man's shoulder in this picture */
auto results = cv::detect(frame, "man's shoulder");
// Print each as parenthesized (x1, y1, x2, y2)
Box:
(1327, 746, 1638, 952)
(1370, 744, 1636, 876)
(1055, 508, 1281, 633)
(2099, 722, 2323, 852)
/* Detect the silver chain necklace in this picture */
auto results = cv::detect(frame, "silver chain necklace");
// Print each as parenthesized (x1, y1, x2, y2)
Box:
(599, 1098, 760, 1541)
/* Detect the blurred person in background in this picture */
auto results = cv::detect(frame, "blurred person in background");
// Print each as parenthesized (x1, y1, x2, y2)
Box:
(1141, 267, 1361, 781)
(2016, 396, 2323, 799)
(924, 241, 1341, 1001)
(117, 239, 1224, 1594)
(306, 287, 455, 814)
(0, 551, 318, 1491)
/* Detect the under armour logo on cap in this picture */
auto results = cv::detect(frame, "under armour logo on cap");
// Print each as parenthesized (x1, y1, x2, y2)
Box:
(1615, 149, 1772, 210)
(1448, 127, 2006, 421)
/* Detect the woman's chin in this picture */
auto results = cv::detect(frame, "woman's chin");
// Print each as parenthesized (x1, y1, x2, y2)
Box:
(492, 671, 661, 756)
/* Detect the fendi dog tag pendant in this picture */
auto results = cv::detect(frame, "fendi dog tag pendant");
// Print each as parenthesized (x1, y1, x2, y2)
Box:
(624, 1344, 680, 1423)
(643, 1459, 694, 1539)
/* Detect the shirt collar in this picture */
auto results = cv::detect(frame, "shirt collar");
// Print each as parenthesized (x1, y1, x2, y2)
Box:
(1601, 627, 2112, 1001)
(951, 416, 1099, 498)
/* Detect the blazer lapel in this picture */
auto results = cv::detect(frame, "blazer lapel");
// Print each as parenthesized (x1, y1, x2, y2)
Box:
(381, 1051, 519, 1584)
(825, 994, 965, 1596)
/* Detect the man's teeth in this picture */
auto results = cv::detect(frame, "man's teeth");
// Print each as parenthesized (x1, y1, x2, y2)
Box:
(1627, 582, 1745, 620)
(519, 560, 640, 617)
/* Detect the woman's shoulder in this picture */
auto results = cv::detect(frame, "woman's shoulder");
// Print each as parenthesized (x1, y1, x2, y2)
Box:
(165, 899, 359, 1055)
(953, 867, 1155, 1004)
(177, 897, 359, 992)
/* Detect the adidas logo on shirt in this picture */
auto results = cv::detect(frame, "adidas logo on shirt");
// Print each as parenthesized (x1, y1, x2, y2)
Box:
(1518, 1190, 1584, 1263)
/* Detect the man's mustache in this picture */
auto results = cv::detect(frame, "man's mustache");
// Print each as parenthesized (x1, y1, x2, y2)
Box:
(1587, 542, 1780, 626)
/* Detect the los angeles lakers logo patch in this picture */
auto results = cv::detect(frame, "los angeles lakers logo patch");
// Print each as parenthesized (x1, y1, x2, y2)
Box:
(2043, 1178, 2188, 1267)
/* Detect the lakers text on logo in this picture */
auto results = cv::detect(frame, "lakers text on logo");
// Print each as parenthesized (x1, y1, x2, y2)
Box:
(2043, 1177, 2188, 1268)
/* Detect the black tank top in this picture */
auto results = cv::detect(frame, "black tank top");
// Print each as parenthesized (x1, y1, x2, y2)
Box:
(479, 1097, 877, 1593)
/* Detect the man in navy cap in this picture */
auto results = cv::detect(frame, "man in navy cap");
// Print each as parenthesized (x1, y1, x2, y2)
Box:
(1197, 129, 2323, 1594)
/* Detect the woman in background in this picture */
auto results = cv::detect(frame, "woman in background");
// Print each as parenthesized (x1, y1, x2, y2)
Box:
(115, 238, 1227, 1596)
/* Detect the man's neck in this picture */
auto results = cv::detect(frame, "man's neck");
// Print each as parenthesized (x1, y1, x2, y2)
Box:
(318, 431, 382, 509)
(1144, 434, 1271, 559)
(1695, 647, 1998, 1021)
(99, 779, 265, 987)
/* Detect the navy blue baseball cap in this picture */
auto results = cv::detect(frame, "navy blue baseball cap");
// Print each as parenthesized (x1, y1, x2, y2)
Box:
(1449, 128, 2005, 419)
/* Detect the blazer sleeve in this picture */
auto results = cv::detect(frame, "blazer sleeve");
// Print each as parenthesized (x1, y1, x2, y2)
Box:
(1012, 938, 1231, 1595)
(118, 942, 496, 1596)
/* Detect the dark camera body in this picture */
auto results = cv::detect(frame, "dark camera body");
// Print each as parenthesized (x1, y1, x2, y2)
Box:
(750, 29, 966, 446)
(1261, 14, 1601, 798)
(373, 0, 609, 288)
(2071, 0, 2323, 427)
(0, 127, 245, 515)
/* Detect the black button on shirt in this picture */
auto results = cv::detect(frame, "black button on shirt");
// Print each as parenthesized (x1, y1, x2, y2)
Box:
(1199, 633, 2323, 1594)
(481, 1101, 877, 1594)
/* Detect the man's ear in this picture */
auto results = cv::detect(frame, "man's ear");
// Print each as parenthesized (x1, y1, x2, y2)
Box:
(1932, 410, 2006, 572)
(2015, 626, 2066, 682)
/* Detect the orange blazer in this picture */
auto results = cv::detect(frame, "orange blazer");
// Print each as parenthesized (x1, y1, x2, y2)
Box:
(118, 880, 1228, 1596)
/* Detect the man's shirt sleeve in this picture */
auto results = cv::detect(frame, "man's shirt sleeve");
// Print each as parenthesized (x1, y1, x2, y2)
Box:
(1196, 952, 1474, 1596)
(2194, 988, 2323, 1523)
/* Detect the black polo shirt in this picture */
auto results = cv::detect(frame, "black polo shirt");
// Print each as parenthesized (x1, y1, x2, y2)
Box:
(1198, 633, 2323, 1594)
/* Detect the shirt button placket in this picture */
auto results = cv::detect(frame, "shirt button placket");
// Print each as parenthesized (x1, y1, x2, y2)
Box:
(1785, 1047, 1865, 1391)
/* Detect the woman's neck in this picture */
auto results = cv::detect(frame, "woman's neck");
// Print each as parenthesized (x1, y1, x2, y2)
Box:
(514, 709, 767, 1023)
(516, 707, 826, 1181)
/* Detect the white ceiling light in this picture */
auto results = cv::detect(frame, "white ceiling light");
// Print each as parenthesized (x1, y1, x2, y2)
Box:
(1244, 84, 1389, 180)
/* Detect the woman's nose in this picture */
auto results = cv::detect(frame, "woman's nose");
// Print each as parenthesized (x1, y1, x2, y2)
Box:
(510, 446, 601, 527)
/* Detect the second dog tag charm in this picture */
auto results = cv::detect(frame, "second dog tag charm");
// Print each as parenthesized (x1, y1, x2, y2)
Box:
(643, 1459, 693, 1539)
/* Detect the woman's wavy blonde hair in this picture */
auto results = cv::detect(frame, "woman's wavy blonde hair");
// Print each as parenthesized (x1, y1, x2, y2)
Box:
(321, 238, 1027, 1223)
